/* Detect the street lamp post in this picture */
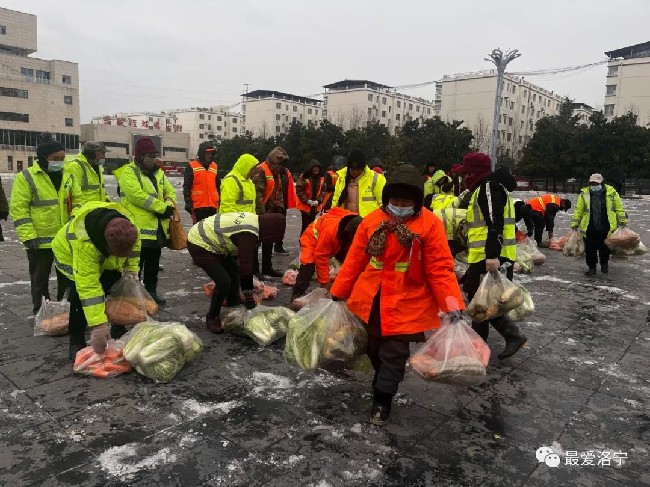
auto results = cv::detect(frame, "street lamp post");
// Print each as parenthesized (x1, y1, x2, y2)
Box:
(485, 48, 521, 170)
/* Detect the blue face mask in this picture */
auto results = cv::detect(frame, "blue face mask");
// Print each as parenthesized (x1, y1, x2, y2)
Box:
(48, 161, 64, 172)
(589, 184, 602, 192)
(388, 203, 414, 218)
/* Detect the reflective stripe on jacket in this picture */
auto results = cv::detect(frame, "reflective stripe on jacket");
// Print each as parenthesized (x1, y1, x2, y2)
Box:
(189, 160, 220, 209)
(187, 212, 259, 255)
(258, 162, 297, 208)
(527, 194, 560, 216)
(219, 154, 258, 214)
(64, 153, 109, 213)
(52, 201, 141, 327)
(431, 194, 457, 211)
(467, 184, 517, 263)
(433, 207, 467, 242)
(332, 166, 386, 217)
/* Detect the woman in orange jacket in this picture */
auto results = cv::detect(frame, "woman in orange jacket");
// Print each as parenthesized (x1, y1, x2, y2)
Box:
(331, 164, 465, 426)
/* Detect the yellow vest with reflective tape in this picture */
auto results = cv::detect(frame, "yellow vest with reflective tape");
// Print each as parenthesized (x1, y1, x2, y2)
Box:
(433, 207, 467, 241)
(332, 166, 385, 217)
(431, 194, 457, 211)
(187, 212, 259, 255)
(64, 153, 108, 212)
(466, 184, 516, 263)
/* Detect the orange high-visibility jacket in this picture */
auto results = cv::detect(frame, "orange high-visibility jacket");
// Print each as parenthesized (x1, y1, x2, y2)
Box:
(331, 207, 464, 336)
(321, 170, 338, 208)
(527, 194, 560, 216)
(189, 160, 219, 209)
(296, 175, 326, 212)
(300, 207, 355, 284)
(259, 162, 297, 208)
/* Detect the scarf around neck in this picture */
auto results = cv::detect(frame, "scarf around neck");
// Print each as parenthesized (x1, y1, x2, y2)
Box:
(365, 207, 419, 257)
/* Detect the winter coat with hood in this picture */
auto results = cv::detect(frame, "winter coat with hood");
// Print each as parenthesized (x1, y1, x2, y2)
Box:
(331, 164, 464, 337)
(219, 154, 258, 214)
(296, 160, 326, 212)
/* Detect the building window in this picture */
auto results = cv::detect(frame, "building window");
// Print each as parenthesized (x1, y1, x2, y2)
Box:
(397, 101, 401, 108)
(62, 75, 72, 85)
(232, 118, 237, 123)
(508, 117, 513, 126)
(199, 124, 205, 129)
(427, 108, 431, 115)
(416, 106, 420, 112)
(607, 65, 619, 77)
(292, 117, 297, 123)
(606, 85, 617, 96)
(315, 109, 318, 115)
(521, 105, 525, 114)
(285, 105, 289, 111)
(276, 103, 282, 109)
(519, 136, 523, 143)
(276, 114, 281, 121)
(0, 87, 28, 99)
(367, 94, 373, 102)
(0, 25, 6, 35)
(308, 108, 312, 114)
(299, 114, 303, 120)
(0, 112, 29, 123)
(217, 126, 222, 131)
(510, 101, 514, 109)
(512, 86, 516, 94)
(232, 128, 237, 133)
(521, 121, 524, 129)
(208, 115, 211, 121)
(507, 133, 512, 141)
(207, 124, 212, 130)
(64, 95, 73, 105)
(199, 114, 205, 120)
(368, 108, 372, 117)
(292, 106, 297, 112)
(7, 156, 13, 171)
(604, 104, 615, 116)
(37, 71, 50, 82)
(166, 118, 171, 124)
(382, 97, 387, 105)
(27, 156, 33, 167)
(396, 114, 400, 121)
(21, 67, 34, 80)
(381, 111, 386, 118)
(65, 118, 73, 127)
(217, 116, 222, 121)
(275, 126, 281, 133)
(408, 103, 413, 110)
(388, 106, 392, 113)
(199, 133, 204, 139)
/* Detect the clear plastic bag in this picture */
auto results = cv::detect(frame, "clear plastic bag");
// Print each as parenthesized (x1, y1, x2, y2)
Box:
(223, 305, 295, 346)
(563, 230, 585, 257)
(34, 289, 70, 336)
(515, 244, 534, 274)
(409, 314, 490, 385)
(605, 227, 641, 250)
(519, 237, 546, 265)
(466, 268, 524, 323)
(291, 288, 330, 310)
(329, 258, 342, 280)
(284, 297, 367, 370)
(282, 270, 298, 286)
(454, 259, 469, 281)
(611, 241, 648, 258)
(549, 230, 573, 251)
(506, 283, 535, 321)
(105, 274, 158, 325)
(73, 340, 132, 379)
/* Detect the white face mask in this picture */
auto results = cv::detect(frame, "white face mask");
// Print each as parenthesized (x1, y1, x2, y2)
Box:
(388, 203, 414, 218)
(589, 184, 602, 192)
(48, 161, 64, 172)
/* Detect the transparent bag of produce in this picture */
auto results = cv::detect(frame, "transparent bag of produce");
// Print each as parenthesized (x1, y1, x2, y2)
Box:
(515, 244, 534, 274)
(519, 237, 546, 265)
(466, 267, 524, 323)
(223, 305, 295, 346)
(34, 289, 70, 336)
(73, 340, 132, 379)
(105, 274, 158, 325)
(563, 230, 585, 257)
(409, 313, 490, 386)
(506, 283, 535, 321)
(291, 288, 330, 311)
(605, 227, 641, 250)
(284, 297, 367, 370)
(282, 270, 298, 286)
(549, 230, 572, 251)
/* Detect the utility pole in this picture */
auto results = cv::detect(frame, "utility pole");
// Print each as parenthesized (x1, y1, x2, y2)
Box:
(485, 48, 521, 170)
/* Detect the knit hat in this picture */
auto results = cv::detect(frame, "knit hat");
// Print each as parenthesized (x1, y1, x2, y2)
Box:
(104, 217, 138, 257)
(134, 137, 158, 160)
(451, 164, 463, 174)
(382, 164, 424, 213)
(346, 149, 366, 169)
(83, 141, 109, 153)
(36, 133, 65, 158)
(458, 152, 492, 174)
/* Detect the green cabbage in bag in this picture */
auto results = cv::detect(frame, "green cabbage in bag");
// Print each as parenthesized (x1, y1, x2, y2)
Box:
(134, 331, 186, 383)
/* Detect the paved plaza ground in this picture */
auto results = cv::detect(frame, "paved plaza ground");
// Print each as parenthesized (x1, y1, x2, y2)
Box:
(1, 175, 649, 486)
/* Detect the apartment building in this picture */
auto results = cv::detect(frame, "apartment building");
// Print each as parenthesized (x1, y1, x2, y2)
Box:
(571, 102, 595, 125)
(80, 123, 190, 167)
(604, 41, 650, 126)
(241, 90, 323, 137)
(93, 106, 242, 157)
(0, 7, 80, 172)
(435, 71, 564, 159)
(323, 79, 435, 134)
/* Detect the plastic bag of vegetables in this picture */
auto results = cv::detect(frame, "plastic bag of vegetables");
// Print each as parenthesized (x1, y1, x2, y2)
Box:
(73, 340, 132, 379)
(291, 288, 330, 310)
(284, 297, 367, 370)
(563, 230, 585, 257)
(466, 267, 524, 323)
(549, 230, 573, 251)
(105, 274, 158, 325)
(282, 270, 298, 286)
(223, 305, 295, 346)
(611, 241, 648, 257)
(506, 283, 535, 321)
(605, 227, 641, 250)
(519, 237, 546, 265)
(34, 289, 70, 336)
(409, 313, 490, 385)
(515, 245, 534, 274)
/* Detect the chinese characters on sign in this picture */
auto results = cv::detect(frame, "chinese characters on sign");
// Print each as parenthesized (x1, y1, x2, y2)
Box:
(536, 446, 628, 468)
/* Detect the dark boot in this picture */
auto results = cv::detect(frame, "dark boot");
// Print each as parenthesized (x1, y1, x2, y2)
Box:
(274, 244, 290, 255)
(69, 334, 87, 361)
(206, 315, 224, 334)
(601, 263, 609, 274)
(585, 267, 597, 276)
(145, 284, 166, 305)
(472, 321, 489, 342)
(262, 267, 283, 278)
(370, 389, 392, 426)
(491, 317, 527, 359)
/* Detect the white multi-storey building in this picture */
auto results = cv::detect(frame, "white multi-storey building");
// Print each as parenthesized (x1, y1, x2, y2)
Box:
(241, 90, 323, 137)
(323, 79, 435, 134)
(604, 41, 650, 126)
(571, 102, 595, 126)
(92, 106, 242, 158)
(434, 71, 564, 160)
(0, 7, 80, 172)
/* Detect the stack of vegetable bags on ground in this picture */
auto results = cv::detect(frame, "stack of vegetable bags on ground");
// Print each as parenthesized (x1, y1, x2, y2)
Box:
(73, 340, 132, 378)
(284, 295, 367, 370)
(606, 227, 647, 256)
(123, 321, 203, 382)
(562, 230, 585, 257)
(466, 268, 524, 322)
(506, 282, 535, 321)
(549, 230, 573, 251)
(34, 290, 70, 336)
(222, 305, 295, 346)
(409, 313, 490, 385)
(105, 274, 158, 326)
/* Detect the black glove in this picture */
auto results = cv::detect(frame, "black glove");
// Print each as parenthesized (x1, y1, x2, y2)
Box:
(160, 205, 174, 219)
(331, 295, 341, 302)
(0, 211, 8, 220)
(184, 204, 192, 214)
(24, 238, 39, 250)
(242, 290, 257, 310)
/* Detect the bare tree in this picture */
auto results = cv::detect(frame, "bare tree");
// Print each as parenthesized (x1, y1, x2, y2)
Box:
(472, 114, 491, 152)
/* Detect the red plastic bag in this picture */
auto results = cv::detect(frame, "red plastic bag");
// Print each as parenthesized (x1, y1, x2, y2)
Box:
(73, 340, 132, 379)
(605, 227, 641, 250)
(409, 314, 490, 385)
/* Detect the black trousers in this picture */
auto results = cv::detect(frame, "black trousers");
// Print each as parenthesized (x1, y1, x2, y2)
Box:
(27, 248, 68, 313)
(294, 263, 315, 296)
(584, 230, 610, 268)
(300, 210, 317, 236)
(187, 242, 241, 318)
(253, 242, 275, 273)
(139, 245, 162, 289)
(194, 207, 217, 223)
(529, 210, 546, 245)
(62, 270, 124, 345)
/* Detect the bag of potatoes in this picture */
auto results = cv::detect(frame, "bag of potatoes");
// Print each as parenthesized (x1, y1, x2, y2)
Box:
(467, 267, 524, 323)
(105, 274, 158, 326)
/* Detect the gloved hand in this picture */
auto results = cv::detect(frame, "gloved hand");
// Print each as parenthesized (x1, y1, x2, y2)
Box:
(331, 295, 341, 302)
(0, 211, 8, 220)
(242, 290, 257, 310)
(443, 310, 464, 324)
(185, 204, 192, 214)
(123, 270, 139, 280)
(310, 200, 319, 207)
(485, 258, 500, 273)
(23, 238, 39, 251)
(90, 323, 110, 355)
(161, 205, 175, 219)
